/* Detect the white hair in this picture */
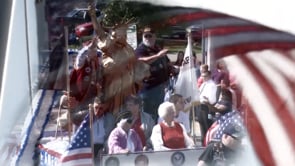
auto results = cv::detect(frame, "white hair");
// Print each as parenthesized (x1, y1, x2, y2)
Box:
(158, 102, 176, 119)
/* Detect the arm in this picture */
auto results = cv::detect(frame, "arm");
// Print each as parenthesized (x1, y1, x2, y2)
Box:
(88, 3, 106, 41)
(131, 130, 143, 152)
(150, 124, 171, 151)
(137, 49, 169, 64)
(179, 123, 194, 148)
(107, 128, 128, 154)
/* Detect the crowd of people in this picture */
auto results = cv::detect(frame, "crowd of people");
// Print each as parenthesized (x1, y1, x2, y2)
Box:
(58, 14, 247, 164)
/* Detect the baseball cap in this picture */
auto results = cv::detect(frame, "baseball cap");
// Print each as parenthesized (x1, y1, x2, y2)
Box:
(143, 26, 155, 34)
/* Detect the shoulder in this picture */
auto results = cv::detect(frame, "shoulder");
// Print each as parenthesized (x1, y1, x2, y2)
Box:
(135, 43, 148, 55)
(141, 112, 154, 120)
(135, 43, 146, 51)
(110, 127, 123, 135)
(104, 113, 115, 122)
(152, 124, 161, 131)
(130, 129, 140, 137)
(208, 80, 218, 87)
(175, 121, 185, 130)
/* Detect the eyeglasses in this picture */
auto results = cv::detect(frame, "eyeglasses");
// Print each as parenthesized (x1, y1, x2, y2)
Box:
(144, 34, 153, 38)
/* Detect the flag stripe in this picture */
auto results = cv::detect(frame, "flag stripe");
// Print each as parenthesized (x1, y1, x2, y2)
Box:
(224, 55, 295, 165)
(242, 55, 295, 149)
(61, 153, 92, 163)
(206, 32, 295, 49)
(212, 42, 295, 59)
(204, 25, 276, 37)
(165, 11, 229, 25)
(245, 104, 276, 166)
(252, 51, 295, 115)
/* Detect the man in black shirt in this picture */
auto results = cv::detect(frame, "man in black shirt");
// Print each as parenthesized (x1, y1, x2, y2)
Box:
(135, 26, 172, 122)
(198, 123, 246, 166)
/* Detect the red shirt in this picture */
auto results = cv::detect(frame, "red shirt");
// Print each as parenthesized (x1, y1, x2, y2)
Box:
(160, 122, 185, 149)
(133, 118, 146, 146)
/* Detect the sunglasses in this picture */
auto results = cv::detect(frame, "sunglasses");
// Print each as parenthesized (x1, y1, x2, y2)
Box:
(144, 34, 153, 38)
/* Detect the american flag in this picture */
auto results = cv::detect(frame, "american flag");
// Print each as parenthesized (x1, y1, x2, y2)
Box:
(205, 111, 244, 146)
(141, 5, 295, 165)
(59, 114, 93, 166)
(213, 111, 244, 140)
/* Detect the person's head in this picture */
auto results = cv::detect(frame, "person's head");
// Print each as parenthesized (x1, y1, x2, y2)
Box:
(175, 51, 184, 65)
(220, 88, 232, 102)
(215, 89, 232, 112)
(111, 25, 128, 45)
(134, 154, 149, 166)
(169, 94, 185, 113)
(215, 59, 227, 70)
(158, 102, 176, 123)
(142, 26, 156, 48)
(220, 78, 230, 89)
(124, 95, 142, 117)
(222, 124, 245, 149)
(201, 70, 211, 81)
(93, 95, 109, 116)
(116, 110, 133, 131)
(200, 64, 209, 73)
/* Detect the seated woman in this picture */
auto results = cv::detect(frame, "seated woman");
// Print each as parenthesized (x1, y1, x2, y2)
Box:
(158, 94, 190, 134)
(150, 102, 194, 151)
(107, 111, 143, 154)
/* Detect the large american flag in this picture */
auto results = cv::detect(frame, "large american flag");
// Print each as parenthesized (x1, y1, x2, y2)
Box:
(138, 5, 295, 165)
(59, 114, 93, 166)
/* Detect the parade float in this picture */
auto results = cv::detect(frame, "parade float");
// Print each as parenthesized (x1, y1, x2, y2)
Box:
(1, 0, 295, 166)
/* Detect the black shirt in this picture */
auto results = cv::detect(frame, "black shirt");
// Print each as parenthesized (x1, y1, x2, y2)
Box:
(198, 141, 243, 166)
(135, 43, 170, 89)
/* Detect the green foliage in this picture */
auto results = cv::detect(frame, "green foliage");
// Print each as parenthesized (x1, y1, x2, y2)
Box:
(101, 0, 167, 28)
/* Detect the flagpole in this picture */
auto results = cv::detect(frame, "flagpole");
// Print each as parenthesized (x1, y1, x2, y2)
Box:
(187, 29, 196, 144)
(89, 104, 95, 165)
(63, 25, 73, 143)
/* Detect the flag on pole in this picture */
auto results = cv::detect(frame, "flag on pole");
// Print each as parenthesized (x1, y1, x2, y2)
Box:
(59, 114, 93, 166)
(174, 30, 200, 111)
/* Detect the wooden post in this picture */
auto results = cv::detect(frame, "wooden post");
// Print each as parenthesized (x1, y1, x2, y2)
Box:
(64, 26, 72, 142)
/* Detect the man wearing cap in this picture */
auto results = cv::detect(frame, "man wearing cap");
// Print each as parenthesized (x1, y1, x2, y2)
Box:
(197, 123, 246, 166)
(135, 26, 173, 122)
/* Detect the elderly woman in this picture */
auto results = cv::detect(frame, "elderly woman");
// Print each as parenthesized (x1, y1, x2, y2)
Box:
(150, 102, 194, 151)
(107, 111, 143, 154)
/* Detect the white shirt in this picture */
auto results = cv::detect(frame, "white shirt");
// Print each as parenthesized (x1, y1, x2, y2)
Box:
(175, 111, 190, 133)
(199, 79, 218, 104)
